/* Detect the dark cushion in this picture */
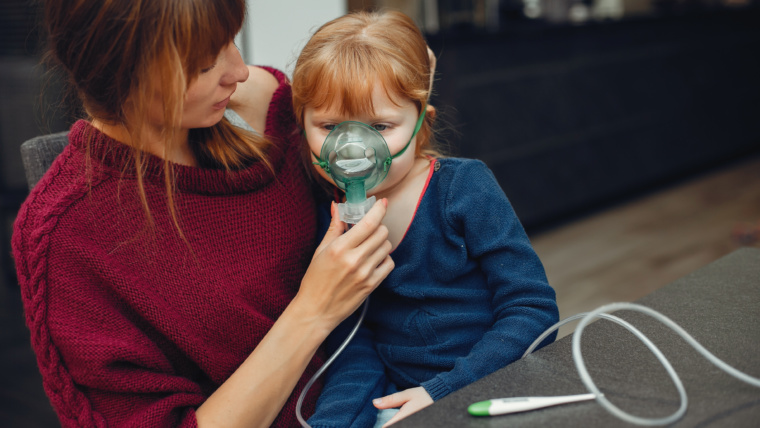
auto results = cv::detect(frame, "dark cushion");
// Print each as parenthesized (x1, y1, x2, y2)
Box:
(19, 132, 69, 191)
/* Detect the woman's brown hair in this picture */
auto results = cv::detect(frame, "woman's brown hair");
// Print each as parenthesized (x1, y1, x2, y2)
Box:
(44, 0, 271, 237)
(291, 10, 440, 158)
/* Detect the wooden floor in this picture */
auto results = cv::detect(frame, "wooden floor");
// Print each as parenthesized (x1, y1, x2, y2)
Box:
(530, 153, 760, 338)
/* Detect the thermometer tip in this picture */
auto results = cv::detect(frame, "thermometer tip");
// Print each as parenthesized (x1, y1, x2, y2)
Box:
(467, 400, 492, 416)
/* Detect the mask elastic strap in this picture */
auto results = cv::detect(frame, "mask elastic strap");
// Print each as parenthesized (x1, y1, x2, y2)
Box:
(306, 128, 331, 173)
(383, 104, 427, 171)
(312, 155, 330, 173)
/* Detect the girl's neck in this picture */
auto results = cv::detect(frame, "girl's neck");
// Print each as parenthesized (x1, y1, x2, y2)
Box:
(370, 156, 432, 250)
(90, 119, 197, 166)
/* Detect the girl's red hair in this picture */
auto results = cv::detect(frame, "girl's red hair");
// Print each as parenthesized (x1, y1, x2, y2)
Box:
(292, 10, 439, 158)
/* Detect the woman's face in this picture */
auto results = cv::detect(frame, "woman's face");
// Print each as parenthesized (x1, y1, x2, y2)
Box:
(303, 84, 420, 198)
(148, 42, 249, 130)
(184, 42, 249, 128)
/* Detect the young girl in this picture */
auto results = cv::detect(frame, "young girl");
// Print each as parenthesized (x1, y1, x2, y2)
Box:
(12, 1, 392, 427)
(292, 11, 560, 428)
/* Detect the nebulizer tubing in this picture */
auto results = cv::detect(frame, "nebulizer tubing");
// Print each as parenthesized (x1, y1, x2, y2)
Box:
(516, 302, 760, 425)
(296, 297, 370, 428)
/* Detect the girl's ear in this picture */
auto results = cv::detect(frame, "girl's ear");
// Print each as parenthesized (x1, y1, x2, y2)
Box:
(425, 104, 436, 123)
(427, 46, 436, 97)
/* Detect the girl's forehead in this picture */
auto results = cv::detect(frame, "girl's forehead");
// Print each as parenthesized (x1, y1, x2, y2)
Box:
(309, 85, 413, 118)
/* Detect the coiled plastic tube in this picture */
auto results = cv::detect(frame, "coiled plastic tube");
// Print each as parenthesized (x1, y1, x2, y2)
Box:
(523, 302, 760, 426)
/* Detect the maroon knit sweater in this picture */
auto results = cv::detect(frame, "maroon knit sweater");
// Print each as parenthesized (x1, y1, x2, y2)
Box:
(12, 67, 323, 427)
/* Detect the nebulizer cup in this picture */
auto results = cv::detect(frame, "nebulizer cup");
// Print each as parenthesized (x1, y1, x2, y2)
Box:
(317, 121, 392, 224)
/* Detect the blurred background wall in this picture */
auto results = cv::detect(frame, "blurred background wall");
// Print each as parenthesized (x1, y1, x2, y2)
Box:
(235, 0, 346, 75)
(2, 1, 759, 281)
(355, 0, 760, 233)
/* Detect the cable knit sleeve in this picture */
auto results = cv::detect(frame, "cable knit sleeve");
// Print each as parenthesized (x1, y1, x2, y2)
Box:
(13, 179, 203, 427)
(420, 160, 559, 400)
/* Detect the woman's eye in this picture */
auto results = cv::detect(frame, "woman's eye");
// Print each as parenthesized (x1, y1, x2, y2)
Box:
(372, 124, 388, 132)
(200, 63, 217, 74)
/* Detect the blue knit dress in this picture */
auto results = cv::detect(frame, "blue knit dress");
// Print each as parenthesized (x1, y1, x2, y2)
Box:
(308, 157, 559, 428)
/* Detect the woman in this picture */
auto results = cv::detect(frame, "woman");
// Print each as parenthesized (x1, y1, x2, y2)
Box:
(12, 1, 392, 427)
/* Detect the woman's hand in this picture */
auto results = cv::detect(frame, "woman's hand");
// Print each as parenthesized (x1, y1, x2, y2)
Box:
(373, 386, 434, 427)
(294, 199, 394, 334)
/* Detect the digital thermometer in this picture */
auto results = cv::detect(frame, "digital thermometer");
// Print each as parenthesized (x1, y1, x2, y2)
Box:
(468, 393, 599, 416)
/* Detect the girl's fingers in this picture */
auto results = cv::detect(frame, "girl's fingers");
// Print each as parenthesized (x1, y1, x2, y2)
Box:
(377, 387, 434, 427)
(383, 404, 423, 428)
(373, 391, 407, 410)
(383, 411, 403, 427)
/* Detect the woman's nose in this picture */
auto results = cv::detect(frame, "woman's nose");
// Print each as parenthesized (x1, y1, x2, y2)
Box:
(221, 43, 249, 86)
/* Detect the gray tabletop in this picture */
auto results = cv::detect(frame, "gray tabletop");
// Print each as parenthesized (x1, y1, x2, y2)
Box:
(396, 247, 760, 427)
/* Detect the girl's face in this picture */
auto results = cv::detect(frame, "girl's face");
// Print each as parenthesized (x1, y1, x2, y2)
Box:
(149, 41, 249, 130)
(304, 84, 421, 198)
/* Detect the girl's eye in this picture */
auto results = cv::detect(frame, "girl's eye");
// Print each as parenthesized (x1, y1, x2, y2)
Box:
(200, 63, 217, 74)
(372, 124, 388, 132)
(323, 124, 336, 131)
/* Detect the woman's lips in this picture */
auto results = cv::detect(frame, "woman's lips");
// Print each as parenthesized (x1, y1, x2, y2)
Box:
(213, 95, 231, 110)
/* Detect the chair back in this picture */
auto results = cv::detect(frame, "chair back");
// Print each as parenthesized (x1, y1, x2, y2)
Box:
(19, 132, 69, 191)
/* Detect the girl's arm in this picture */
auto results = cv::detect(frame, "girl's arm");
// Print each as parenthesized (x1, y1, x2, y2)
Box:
(419, 161, 559, 401)
(196, 200, 393, 427)
(373, 161, 559, 426)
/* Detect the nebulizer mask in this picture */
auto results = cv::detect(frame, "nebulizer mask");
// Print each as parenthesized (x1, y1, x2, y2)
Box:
(311, 108, 426, 224)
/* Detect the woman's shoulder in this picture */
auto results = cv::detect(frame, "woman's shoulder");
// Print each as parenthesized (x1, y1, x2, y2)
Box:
(12, 145, 95, 279)
(234, 65, 284, 103)
(16, 149, 94, 228)
(228, 66, 290, 135)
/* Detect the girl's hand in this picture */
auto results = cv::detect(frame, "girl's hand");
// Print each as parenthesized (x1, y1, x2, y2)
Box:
(373, 386, 434, 427)
(295, 199, 394, 335)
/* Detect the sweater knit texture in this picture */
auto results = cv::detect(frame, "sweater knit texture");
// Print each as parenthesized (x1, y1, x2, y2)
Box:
(308, 158, 559, 428)
(12, 67, 323, 427)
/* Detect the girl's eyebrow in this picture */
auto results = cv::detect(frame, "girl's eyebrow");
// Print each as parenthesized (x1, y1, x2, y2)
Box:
(308, 106, 407, 122)
(367, 108, 406, 119)
(307, 111, 340, 121)
(309, 115, 342, 123)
